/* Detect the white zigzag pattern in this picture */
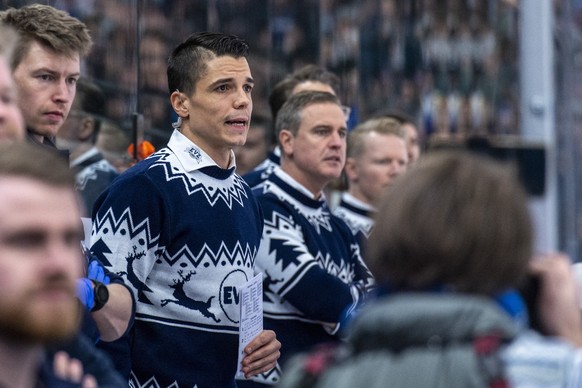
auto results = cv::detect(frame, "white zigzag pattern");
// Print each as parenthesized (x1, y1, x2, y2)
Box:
(129, 372, 183, 388)
(269, 184, 334, 235)
(93, 206, 160, 249)
(162, 240, 257, 268)
(334, 208, 374, 238)
(316, 250, 355, 282)
(151, 150, 249, 209)
(75, 159, 116, 190)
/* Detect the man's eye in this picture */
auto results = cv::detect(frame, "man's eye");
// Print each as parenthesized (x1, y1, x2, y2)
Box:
(216, 85, 229, 92)
(244, 84, 253, 93)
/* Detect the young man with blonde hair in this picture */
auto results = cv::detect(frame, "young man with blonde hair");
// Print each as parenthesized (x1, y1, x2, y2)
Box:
(334, 117, 408, 253)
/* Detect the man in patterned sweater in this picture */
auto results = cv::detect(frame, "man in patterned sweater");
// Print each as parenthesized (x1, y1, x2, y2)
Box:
(243, 65, 340, 190)
(249, 91, 374, 385)
(90, 32, 280, 387)
(333, 117, 408, 255)
(57, 78, 119, 214)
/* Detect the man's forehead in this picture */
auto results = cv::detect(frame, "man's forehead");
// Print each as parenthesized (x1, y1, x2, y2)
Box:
(17, 40, 80, 72)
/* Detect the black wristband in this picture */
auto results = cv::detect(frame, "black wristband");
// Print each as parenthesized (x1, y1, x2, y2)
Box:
(90, 279, 109, 312)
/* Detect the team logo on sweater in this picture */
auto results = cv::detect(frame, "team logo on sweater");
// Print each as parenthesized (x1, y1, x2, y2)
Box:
(219, 269, 249, 323)
(185, 146, 202, 163)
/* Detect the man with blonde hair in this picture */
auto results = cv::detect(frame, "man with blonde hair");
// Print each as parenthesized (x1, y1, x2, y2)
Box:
(334, 116, 408, 253)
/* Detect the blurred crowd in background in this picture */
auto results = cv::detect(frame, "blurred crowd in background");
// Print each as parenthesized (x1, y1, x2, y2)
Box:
(1, 0, 520, 150)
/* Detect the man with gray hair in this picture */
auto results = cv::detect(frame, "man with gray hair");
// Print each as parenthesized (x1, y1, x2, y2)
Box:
(247, 91, 374, 386)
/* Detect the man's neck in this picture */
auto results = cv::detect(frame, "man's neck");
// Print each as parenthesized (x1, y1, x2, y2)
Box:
(0, 339, 43, 388)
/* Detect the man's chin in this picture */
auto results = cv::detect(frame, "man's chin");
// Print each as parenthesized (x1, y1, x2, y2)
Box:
(0, 304, 80, 345)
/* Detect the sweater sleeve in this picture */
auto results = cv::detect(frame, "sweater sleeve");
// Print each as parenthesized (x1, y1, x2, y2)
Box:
(256, 195, 370, 324)
(90, 171, 167, 305)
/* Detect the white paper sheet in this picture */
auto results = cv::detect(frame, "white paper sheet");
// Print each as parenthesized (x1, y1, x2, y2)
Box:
(235, 272, 263, 379)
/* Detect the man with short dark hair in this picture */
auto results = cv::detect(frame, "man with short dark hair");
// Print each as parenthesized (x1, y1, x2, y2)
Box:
(91, 31, 280, 387)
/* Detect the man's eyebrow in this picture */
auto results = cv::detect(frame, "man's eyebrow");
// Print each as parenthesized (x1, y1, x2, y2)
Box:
(32, 67, 81, 78)
(208, 77, 255, 88)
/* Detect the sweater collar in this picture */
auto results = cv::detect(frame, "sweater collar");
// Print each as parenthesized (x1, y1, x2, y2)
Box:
(167, 129, 236, 179)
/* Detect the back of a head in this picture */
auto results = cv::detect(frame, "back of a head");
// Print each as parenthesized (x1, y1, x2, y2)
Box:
(375, 109, 416, 126)
(367, 150, 532, 296)
(0, 142, 74, 187)
(268, 64, 340, 126)
(0, 4, 92, 70)
(167, 31, 249, 96)
(275, 90, 341, 139)
(75, 78, 106, 118)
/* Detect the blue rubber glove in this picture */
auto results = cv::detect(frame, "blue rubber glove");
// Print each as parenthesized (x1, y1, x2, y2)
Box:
(87, 257, 110, 285)
(76, 278, 95, 311)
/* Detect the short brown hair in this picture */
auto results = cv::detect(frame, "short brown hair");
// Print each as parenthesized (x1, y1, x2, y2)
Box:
(0, 142, 74, 187)
(367, 150, 532, 295)
(0, 4, 92, 70)
(347, 117, 405, 159)
(275, 91, 341, 139)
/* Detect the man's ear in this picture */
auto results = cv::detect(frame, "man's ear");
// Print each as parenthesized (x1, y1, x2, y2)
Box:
(344, 157, 359, 182)
(279, 129, 294, 156)
(78, 116, 95, 142)
(170, 91, 189, 117)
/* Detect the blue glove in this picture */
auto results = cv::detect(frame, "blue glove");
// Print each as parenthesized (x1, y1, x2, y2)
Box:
(76, 278, 95, 311)
(87, 257, 110, 285)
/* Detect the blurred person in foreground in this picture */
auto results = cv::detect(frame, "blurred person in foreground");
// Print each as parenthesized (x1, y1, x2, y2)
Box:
(0, 5, 134, 383)
(279, 150, 582, 388)
(333, 117, 408, 254)
(0, 24, 24, 142)
(0, 142, 98, 387)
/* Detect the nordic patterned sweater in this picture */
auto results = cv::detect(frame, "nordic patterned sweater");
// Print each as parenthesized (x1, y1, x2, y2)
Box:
(72, 147, 119, 214)
(333, 192, 375, 258)
(90, 130, 263, 388)
(242, 146, 280, 189)
(252, 168, 374, 367)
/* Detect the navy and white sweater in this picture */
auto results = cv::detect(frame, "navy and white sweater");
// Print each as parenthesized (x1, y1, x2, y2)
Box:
(90, 130, 263, 388)
(242, 147, 281, 189)
(333, 192, 375, 257)
(72, 147, 119, 214)
(253, 168, 374, 366)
